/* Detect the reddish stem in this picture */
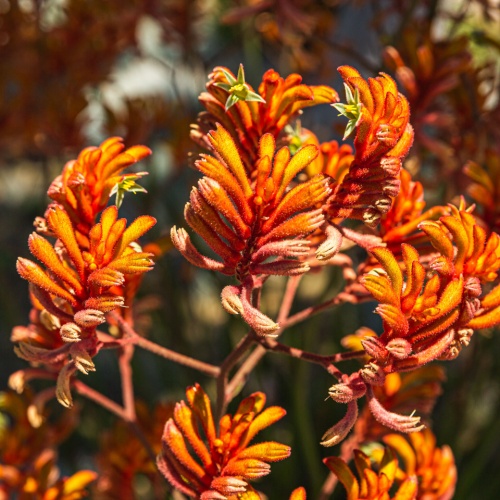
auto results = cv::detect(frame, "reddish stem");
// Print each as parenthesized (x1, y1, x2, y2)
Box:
(226, 274, 302, 398)
(109, 311, 220, 377)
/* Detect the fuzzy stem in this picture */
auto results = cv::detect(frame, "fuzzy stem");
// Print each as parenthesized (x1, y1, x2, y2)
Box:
(216, 330, 258, 421)
(119, 343, 136, 421)
(260, 337, 365, 375)
(280, 291, 361, 330)
(109, 311, 220, 377)
(226, 275, 302, 399)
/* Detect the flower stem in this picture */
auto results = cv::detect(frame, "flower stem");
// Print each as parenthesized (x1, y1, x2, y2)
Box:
(109, 311, 220, 377)
(226, 275, 302, 398)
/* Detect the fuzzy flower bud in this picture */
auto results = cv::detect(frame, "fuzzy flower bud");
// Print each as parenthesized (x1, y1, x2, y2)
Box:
(320, 401, 358, 447)
(74, 309, 106, 328)
(360, 362, 386, 386)
(386, 338, 412, 359)
(221, 285, 244, 315)
(316, 224, 343, 261)
(39, 309, 61, 331)
(60, 322, 82, 343)
(56, 364, 74, 408)
(328, 376, 366, 403)
(70, 346, 96, 375)
(361, 335, 388, 361)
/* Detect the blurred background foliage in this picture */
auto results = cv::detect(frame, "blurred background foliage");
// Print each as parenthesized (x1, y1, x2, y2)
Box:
(1, 0, 500, 498)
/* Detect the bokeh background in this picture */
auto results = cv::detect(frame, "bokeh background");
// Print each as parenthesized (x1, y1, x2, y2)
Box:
(1, 0, 500, 498)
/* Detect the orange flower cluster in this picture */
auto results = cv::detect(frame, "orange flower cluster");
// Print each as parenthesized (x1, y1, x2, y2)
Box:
(324, 428, 456, 500)
(326, 66, 414, 227)
(14, 138, 155, 407)
(191, 65, 338, 171)
(323, 204, 500, 438)
(0, 390, 96, 499)
(463, 150, 500, 232)
(172, 124, 329, 335)
(157, 384, 291, 499)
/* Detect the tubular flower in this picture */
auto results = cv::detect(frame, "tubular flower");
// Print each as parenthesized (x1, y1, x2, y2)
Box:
(157, 384, 291, 499)
(46, 137, 151, 245)
(323, 205, 500, 437)
(172, 124, 329, 335)
(379, 169, 448, 249)
(16, 204, 155, 399)
(13, 138, 156, 407)
(324, 428, 455, 500)
(345, 368, 445, 447)
(463, 150, 500, 231)
(324, 446, 418, 500)
(383, 429, 457, 500)
(361, 205, 500, 373)
(191, 65, 338, 172)
(326, 66, 414, 227)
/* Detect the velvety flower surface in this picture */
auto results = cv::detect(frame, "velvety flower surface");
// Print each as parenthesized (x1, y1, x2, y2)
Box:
(157, 384, 290, 499)
(324, 428, 455, 500)
(172, 124, 329, 335)
(192, 65, 338, 172)
(326, 66, 414, 227)
(13, 138, 155, 407)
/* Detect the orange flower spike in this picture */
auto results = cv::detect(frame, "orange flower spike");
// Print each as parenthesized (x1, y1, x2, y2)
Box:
(195, 66, 338, 171)
(327, 66, 413, 227)
(158, 385, 290, 498)
(176, 125, 325, 283)
(383, 430, 457, 500)
(325, 447, 419, 500)
(50, 137, 151, 231)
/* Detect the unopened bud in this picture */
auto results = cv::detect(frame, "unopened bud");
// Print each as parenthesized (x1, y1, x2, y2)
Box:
(221, 286, 243, 315)
(8, 370, 26, 393)
(84, 295, 125, 312)
(360, 362, 386, 386)
(60, 322, 81, 343)
(363, 208, 382, 227)
(465, 277, 482, 297)
(56, 365, 73, 408)
(70, 346, 96, 375)
(361, 335, 387, 361)
(386, 338, 412, 359)
(74, 309, 106, 328)
(374, 197, 392, 213)
(457, 328, 473, 347)
(320, 401, 358, 447)
(328, 378, 366, 403)
(210, 477, 248, 495)
(40, 309, 61, 331)
(316, 224, 343, 261)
